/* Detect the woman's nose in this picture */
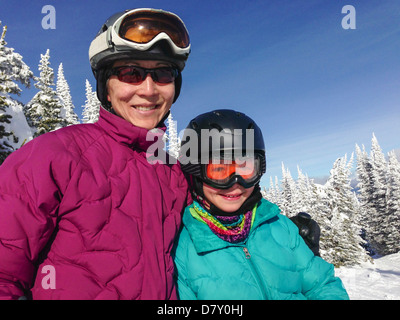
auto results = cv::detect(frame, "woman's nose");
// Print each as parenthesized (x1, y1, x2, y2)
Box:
(137, 74, 158, 96)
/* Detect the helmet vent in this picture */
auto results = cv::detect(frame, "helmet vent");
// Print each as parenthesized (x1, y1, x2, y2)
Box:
(210, 123, 223, 131)
(191, 121, 198, 129)
(247, 123, 254, 130)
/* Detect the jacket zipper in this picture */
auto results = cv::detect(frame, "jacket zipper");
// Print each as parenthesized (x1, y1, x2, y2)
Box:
(242, 246, 269, 300)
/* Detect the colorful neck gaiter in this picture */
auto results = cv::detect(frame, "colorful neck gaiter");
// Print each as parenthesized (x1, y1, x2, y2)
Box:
(191, 200, 256, 243)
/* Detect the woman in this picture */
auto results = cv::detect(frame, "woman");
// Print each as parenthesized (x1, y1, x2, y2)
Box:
(174, 109, 349, 300)
(0, 8, 191, 300)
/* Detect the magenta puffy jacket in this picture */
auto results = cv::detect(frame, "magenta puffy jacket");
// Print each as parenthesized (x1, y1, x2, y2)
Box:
(0, 108, 189, 300)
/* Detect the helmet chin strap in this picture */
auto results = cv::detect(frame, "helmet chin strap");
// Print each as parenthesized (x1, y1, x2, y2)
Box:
(192, 178, 262, 217)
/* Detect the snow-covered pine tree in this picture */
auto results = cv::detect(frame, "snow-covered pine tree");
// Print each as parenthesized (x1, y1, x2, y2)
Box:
(384, 150, 400, 254)
(296, 166, 313, 213)
(355, 143, 377, 255)
(349, 189, 373, 264)
(0, 22, 34, 163)
(323, 154, 369, 266)
(263, 176, 281, 205)
(56, 63, 79, 125)
(82, 79, 100, 123)
(308, 179, 332, 258)
(356, 134, 394, 256)
(370, 133, 388, 217)
(166, 112, 180, 158)
(24, 49, 64, 137)
(261, 184, 268, 200)
(294, 167, 337, 254)
(369, 134, 397, 256)
(321, 157, 347, 265)
(0, 94, 12, 163)
(280, 163, 297, 217)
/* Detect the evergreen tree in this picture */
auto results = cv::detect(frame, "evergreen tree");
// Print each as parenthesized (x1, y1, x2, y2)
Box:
(0, 22, 33, 163)
(56, 63, 79, 125)
(82, 79, 100, 123)
(296, 166, 313, 213)
(370, 133, 388, 220)
(368, 134, 400, 256)
(323, 154, 369, 266)
(0, 95, 12, 163)
(384, 150, 400, 254)
(25, 49, 64, 137)
(263, 176, 281, 205)
(356, 134, 396, 256)
(263, 134, 399, 264)
(355, 143, 377, 255)
(309, 180, 332, 258)
(280, 163, 297, 217)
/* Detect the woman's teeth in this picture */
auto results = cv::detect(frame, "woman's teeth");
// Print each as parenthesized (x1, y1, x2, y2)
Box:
(135, 105, 157, 111)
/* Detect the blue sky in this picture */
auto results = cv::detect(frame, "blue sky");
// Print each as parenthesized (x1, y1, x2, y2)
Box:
(1, 0, 399, 186)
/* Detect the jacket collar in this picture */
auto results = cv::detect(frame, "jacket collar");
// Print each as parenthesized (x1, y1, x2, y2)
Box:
(96, 107, 167, 152)
(182, 199, 280, 254)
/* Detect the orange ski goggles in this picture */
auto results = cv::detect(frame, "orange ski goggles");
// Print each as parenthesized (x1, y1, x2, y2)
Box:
(203, 156, 262, 189)
(118, 9, 190, 50)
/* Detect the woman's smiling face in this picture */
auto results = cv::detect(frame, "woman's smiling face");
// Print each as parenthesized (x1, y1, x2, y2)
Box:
(107, 60, 175, 130)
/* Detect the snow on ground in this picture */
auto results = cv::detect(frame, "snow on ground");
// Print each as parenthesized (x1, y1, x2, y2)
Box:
(335, 252, 400, 300)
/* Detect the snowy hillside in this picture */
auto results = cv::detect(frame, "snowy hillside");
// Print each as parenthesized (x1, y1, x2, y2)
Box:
(336, 252, 400, 300)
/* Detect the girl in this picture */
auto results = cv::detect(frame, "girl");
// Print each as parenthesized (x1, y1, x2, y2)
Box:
(174, 109, 349, 300)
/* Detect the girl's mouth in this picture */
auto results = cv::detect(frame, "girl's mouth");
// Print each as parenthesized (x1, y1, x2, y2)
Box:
(220, 193, 242, 201)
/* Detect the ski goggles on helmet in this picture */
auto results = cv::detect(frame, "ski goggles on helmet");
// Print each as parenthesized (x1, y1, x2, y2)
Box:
(202, 155, 263, 189)
(89, 9, 190, 65)
(118, 9, 190, 49)
(110, 65, 179, 84)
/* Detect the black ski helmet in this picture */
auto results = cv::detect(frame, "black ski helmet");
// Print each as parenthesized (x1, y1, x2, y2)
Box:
(88, 8, 191, 110)
(179, 109, 266, 216)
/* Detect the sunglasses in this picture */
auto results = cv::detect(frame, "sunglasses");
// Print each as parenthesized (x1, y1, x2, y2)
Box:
(110, 65, 179, 84)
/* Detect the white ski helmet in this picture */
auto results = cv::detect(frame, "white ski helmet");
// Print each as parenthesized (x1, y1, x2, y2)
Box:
(88, 8, 191, 108)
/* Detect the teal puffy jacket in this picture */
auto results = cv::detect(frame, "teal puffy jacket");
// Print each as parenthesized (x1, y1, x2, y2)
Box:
(174, 199, 349, 300)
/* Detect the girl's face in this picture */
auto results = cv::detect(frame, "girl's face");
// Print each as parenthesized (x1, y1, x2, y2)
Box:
(107, 60, 175, 130)
(203, 183, 255, 213)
